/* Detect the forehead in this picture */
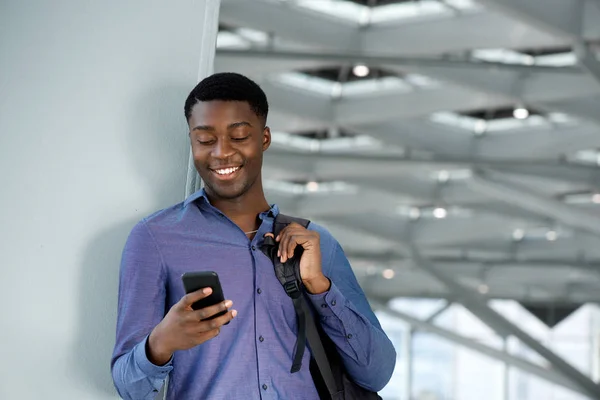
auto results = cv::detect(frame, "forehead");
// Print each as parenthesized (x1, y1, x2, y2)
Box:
(188, 100, 258, 127)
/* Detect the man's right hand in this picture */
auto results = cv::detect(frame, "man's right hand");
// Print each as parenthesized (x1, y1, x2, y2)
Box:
(146, 288, 236, 366)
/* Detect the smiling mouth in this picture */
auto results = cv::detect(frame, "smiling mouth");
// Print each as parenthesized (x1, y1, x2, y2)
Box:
(210, 166, 241, 179)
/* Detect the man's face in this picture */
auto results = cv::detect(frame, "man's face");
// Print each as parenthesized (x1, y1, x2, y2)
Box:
(188, 100, 270, 201)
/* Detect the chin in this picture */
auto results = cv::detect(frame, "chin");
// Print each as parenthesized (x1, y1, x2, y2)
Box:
(206, 181, 249, 200)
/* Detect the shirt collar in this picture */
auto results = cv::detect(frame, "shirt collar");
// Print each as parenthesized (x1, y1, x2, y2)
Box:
(184, 188, 279, 219)
(183, 187, 209, 207)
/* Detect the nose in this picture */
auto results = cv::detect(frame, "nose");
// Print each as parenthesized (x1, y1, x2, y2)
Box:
(212, 138, 235, 159)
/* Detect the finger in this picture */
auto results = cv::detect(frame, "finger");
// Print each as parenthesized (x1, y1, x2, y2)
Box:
(286, 234, 301, 262)
(178, 287, 212, 310)
(264, 232, 274, 238)
(191, 299, 233, 322)
(281, 232, 299, 263)
(196, 309, 237, 333)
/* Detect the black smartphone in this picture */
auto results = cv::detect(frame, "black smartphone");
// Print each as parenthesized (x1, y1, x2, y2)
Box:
(181, 271, 227, 321)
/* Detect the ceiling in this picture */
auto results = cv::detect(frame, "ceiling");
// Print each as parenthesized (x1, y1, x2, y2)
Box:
(214, 0, 600, 305)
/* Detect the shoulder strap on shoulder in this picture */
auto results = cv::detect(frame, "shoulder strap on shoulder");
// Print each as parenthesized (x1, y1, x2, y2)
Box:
(272, 213, 310, 238)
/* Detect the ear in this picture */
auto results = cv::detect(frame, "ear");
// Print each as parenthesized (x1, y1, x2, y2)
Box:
(262, 126, 271, 151)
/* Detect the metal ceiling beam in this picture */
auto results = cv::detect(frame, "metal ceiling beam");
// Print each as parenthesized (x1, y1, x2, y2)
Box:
(474, 0, 585, 39)
(469, 171, 600, 237)
(350, 119, 600, 160)
(575, 43, 600, 85)
(407, 246, 600, 400)
(370, 300, 588, 396)
(219, 0, 360, 50)
(215, 48, 572, 74)
(264, 148, 600, 185)
(333, 85, 508, 125)
(259, 79, 334, 122)
(362, 9, 569, 55)
(345, 252, 600, 272)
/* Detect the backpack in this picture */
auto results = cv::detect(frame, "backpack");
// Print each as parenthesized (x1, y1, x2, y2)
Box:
(261, 213, 382, 400)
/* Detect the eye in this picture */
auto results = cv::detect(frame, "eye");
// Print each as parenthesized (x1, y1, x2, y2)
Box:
(231, 136, 250, 142)
(197, 139, 216, 145)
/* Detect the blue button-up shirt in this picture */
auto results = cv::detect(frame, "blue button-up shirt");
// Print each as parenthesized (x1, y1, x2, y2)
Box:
(111, 189, 396, 399)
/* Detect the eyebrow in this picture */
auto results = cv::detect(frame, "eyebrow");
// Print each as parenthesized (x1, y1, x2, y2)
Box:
(192, 121, 253, 132)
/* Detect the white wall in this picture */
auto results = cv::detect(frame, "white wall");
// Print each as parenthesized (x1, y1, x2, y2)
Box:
(0, 1, 219, 398)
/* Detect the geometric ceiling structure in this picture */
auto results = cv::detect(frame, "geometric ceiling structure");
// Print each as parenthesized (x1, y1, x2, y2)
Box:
(216, 0, 600, 397)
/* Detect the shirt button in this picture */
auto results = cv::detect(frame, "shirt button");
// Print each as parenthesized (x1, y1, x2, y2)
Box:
(257, 288, 262, 294)
(331, 299, 337, 306)
(251, 245, 256, 251)
(321, 303, 327, 308)
(347, 334, 353, 339)
(262, 384, 268, 390)
(259, 336, 264, 342)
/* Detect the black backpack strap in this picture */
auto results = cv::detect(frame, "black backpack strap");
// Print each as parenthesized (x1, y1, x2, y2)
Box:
(261, 213, 340, 398)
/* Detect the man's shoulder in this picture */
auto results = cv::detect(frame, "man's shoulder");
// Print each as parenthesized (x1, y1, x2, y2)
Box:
(132, 200, 192, 235)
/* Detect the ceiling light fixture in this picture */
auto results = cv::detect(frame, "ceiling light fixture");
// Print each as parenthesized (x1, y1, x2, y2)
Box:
(382, 269, 395, 279)
(546, 230, 558, 241)
(593, 194, 600, 204)
(409, 207, 421, 220)
(306, 181, 319, 192)
(512, 229, 525, 241)
(438, 170, 450, 183)
(352, 65, 370, 78)
(473, 119, 487, 135)
(478, 284, 490, 294)
(433, 207, 448, 219)
(513, 107, 530, 120)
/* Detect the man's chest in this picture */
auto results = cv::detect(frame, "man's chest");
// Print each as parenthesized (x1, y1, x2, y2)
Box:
(159, 234, 298, 329)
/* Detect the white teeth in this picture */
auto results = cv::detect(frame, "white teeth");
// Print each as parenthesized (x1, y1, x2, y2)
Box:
(215, 167, 239, 175)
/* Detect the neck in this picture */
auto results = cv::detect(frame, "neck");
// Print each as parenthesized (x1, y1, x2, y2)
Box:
(207, 181, 270, 220)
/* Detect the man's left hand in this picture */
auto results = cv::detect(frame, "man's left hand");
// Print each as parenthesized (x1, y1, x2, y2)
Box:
(268, 223, 331, 294)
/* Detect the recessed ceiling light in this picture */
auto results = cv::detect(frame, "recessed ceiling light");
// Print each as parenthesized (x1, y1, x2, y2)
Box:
(593, 194, 600, 204)
(409, 207, 421, 220)
(382, 268, 395, 279)
(478, 284, 490, 294)
(473, 119, 487, 135)
(433, 207, 447, 219)
(512, 229, 525, 241)
(306, 181, 319, 192)
(546, 230, 558, 241)
(438, 170, 450, 183)
(352, 65, 370, 78)
(513, 107, 530, 120)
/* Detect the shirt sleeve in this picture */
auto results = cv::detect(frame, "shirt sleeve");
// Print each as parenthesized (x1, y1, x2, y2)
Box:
(305, 225, 397, 392)
(111, 220, 172, 400)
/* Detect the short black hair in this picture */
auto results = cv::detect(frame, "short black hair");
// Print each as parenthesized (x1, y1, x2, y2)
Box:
(184, 72, 269, 122)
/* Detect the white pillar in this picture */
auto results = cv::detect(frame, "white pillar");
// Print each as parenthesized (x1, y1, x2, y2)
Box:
(0, 1, 220, 399)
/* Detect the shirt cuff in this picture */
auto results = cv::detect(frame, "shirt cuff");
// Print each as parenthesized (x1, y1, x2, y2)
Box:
(306, 281, 344, 318)
(134, 335, 174, 378)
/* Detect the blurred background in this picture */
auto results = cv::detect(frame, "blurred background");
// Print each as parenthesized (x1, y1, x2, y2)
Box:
(214, 1, 600, 399)
(2, 0, 600, 399)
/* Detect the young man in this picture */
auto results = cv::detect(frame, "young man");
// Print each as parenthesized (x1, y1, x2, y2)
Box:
(111, 72, 396, 399)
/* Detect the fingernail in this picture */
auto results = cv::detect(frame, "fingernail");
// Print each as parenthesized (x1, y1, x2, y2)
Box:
(225, 300, 233, 308)
(277, 250, 280, 257)
(232, 310, 238, 317)
(203, 288, 212, 295)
